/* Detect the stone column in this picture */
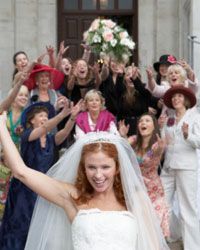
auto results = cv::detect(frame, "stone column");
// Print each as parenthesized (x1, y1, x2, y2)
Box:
(0, 0, 57, 99)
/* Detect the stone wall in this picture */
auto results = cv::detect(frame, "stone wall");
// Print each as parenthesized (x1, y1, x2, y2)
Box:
(138, 0, 180, 80)
(0, 0, 57, 99)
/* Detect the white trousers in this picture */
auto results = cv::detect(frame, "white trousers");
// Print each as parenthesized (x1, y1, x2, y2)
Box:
(161, 168, 200, 250)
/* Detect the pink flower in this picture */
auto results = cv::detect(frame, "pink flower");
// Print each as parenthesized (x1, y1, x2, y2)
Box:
(90, 19, 100, 31)
(14, 125, 24, 136)
(167, 117, 175, 127)
(103, 31, 114, 42)
(119, 31, 128, 39)
(167, 55, 176, 64)
(102, 20, 116, 29)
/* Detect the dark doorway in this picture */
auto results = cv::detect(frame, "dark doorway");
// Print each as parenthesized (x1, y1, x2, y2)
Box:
(57, 0, 138, 64)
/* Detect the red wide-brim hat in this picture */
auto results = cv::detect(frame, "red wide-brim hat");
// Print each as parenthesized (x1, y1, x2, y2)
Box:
(24, 64, 64, 90)
(163, 86, 196, 109)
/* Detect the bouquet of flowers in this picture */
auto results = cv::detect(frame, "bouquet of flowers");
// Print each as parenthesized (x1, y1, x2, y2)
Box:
(83, 19, 135, 63)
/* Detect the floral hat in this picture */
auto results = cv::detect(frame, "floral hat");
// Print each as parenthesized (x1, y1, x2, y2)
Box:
(24, 64, 64, 90)
(83, 18, 135, 63)
(21, 102, 55, 129)
(153, 54, 177, 72)
(163, 86, 196, 109)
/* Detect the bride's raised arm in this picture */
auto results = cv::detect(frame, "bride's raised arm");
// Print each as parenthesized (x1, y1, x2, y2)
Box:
(0, 112, 74, 210)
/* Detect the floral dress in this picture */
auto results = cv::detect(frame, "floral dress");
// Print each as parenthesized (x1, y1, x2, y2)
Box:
(137, 150, 169, 237)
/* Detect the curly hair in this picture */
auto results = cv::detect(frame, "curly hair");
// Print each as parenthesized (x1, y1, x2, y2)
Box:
(74, 142, 126, 207)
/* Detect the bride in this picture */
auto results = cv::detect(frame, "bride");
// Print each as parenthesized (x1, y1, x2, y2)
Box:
(0, 112, 169, 250)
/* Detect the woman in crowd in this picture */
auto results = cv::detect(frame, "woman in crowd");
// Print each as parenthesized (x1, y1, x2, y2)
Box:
(12, 51, 30, 79)
(28, 64, 61, 106)
(0, 114, 170, 250)
(75, 89, 118, 139)
(99, 58, 125, 117)
(0, 72, 28, 114)
(0, 72, 29, 220)
(7, 85, 29, 148)
(0, 100, 81, 250)
(161, 86, 200, 250)
(119, 113, 169, 237)
(66, 58, 100, 104)
(147, 63, 198, 99)
(153, 54, 177, 86)
(117, 65, 161, 135)
(134, 113, 169, 237)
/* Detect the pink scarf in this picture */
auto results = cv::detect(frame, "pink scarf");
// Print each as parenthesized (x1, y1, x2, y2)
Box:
(76, 110, 115, 133)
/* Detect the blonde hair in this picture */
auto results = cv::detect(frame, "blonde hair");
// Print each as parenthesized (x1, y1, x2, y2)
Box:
(84, 89, 105, 110)
(167, 64, 187, 84)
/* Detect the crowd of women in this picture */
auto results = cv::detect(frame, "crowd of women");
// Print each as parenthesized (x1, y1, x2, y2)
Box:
(0, 40, 200, 250)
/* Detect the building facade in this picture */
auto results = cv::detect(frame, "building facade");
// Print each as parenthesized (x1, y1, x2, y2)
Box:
(0, 0, 199, 98)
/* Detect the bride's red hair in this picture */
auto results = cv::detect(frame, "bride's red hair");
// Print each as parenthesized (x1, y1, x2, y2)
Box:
(74, 142, 126, 207)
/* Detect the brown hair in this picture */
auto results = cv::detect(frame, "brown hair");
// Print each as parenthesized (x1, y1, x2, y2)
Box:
(26, 106, 49, 128)
(135, 113, 160, 153)
(74, 142, 125, 207)
(70, 59, 93, 82)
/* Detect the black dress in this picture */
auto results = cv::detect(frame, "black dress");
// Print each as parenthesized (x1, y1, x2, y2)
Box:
(117, 77, 160, 135)
(99, 72, 125, 116)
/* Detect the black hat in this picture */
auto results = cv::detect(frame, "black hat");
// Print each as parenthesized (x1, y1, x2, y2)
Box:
(21, 102, 55, 129)
(153, 54, 177, 72)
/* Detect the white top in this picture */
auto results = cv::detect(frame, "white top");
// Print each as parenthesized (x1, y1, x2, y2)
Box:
(162, 108, 200, 170)
(72, 209, 138, 250)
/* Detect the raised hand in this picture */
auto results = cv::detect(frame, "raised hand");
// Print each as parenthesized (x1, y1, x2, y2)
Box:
(177, 59, 195, 81)
(55, 96, 70, 110)
(58, 41, 69, 56)
(131, 64, 140, 80)
(37, 52, 47, 64)
(182, 122, 189, 139)
(151, 134, 165, 157)
(118, 120, 129, 138)
(158, 114, 167, 129)
(81, 43, 91, 52)
(46, 45, 55, 57)
(0, 111, 7, 124)
(13, 71, 29, 85)
(70, 99, 83, 119)
(146, 67, 154, 81)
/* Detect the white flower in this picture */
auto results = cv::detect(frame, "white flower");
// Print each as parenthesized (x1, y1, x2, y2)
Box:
(110, 39, 117, 47)
(102, 43, 108, 51)
(120, 38, 135, 50)
(92, 34, 101, 43)
(83, 18, 135, 63)
(114, 26, 121, 32)
(127, 40, 135, 50)
(119, 31, 128, 39)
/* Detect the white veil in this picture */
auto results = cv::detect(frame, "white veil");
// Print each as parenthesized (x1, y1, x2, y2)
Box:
(25, 132, 169, 250)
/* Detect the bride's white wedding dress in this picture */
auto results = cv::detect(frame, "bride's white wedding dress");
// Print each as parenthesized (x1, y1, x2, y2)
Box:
(72, 209, 138, 250)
